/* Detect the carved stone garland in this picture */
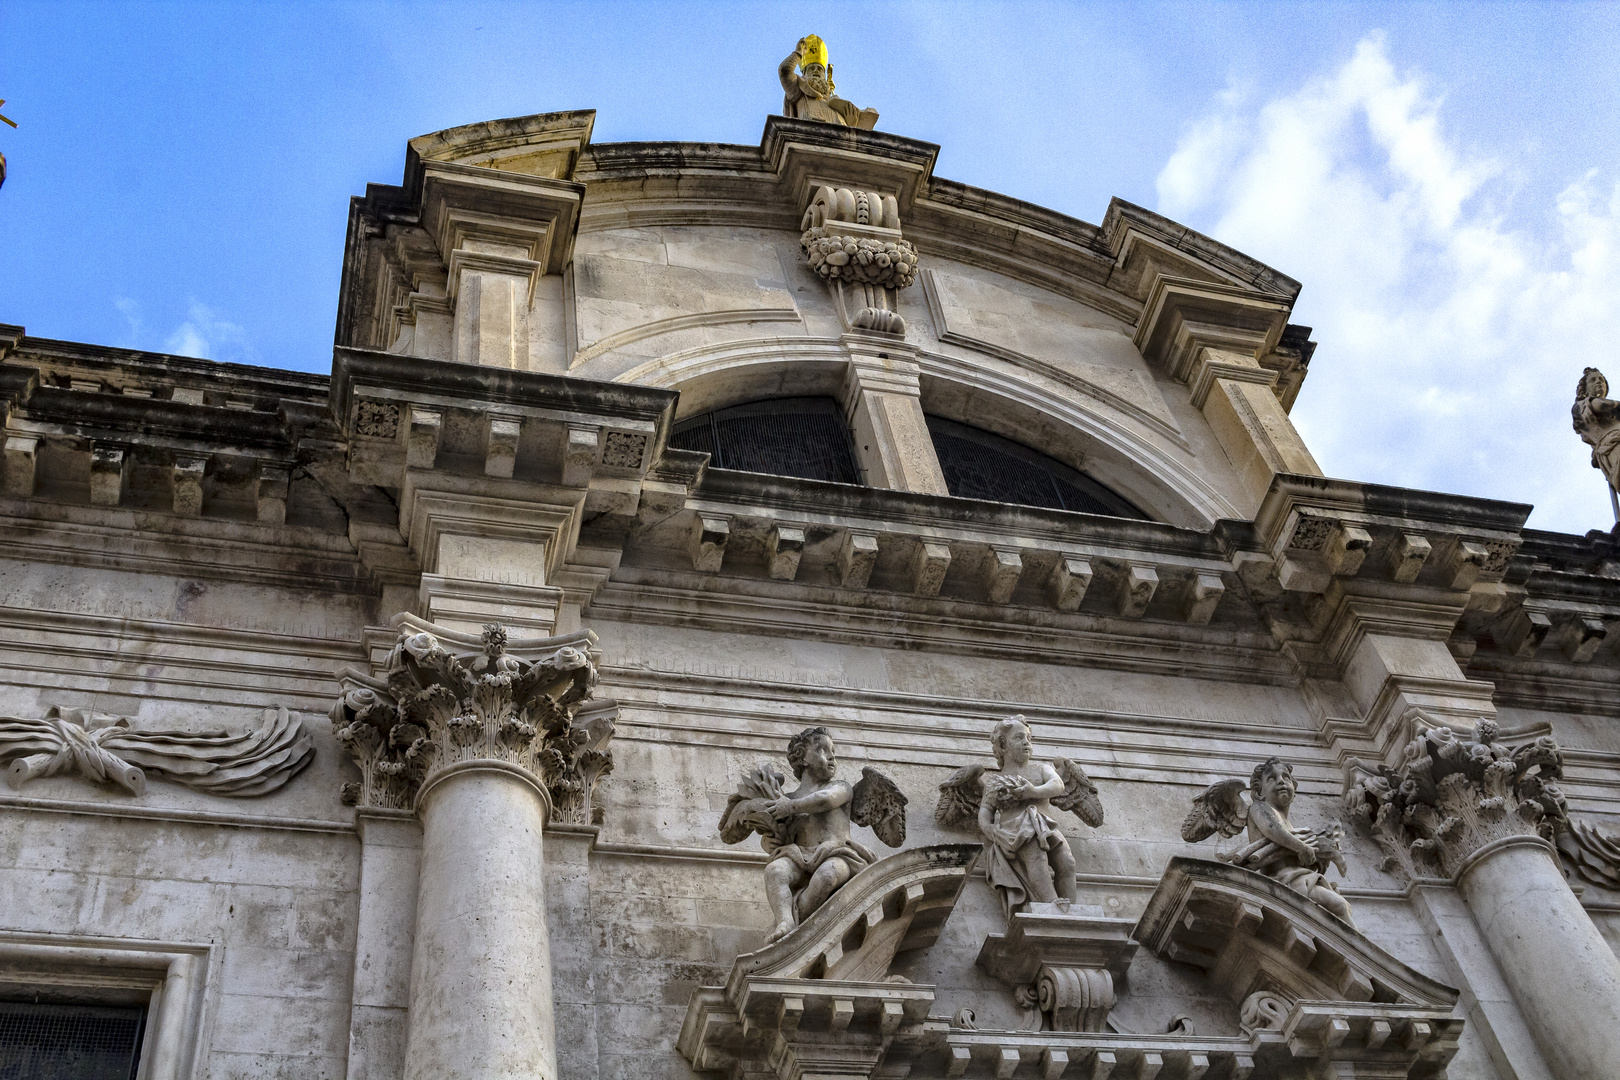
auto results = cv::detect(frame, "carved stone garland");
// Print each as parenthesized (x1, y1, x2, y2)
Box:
(330, 618, 613, 823)
(800, 184, 918, 335)
(1343, 718, 1566, 880)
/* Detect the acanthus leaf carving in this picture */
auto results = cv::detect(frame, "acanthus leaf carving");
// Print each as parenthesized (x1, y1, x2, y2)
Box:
(332, 616, 615, 822)
(1, 705, 314, 797)
(1344, 716, 1566, 880)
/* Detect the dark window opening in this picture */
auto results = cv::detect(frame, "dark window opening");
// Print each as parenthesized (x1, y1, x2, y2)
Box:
(670, 397, 862, 485)
(926, 416, 1147, 519)
(0, 1000, 147, 1080)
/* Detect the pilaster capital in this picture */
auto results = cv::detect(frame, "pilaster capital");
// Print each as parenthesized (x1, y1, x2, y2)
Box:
(332, 615, 616, 826)
(1344, 717, 1566, 880)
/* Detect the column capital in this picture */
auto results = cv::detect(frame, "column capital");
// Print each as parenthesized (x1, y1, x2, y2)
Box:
(332, 615, 617, 826)
(1345, 717, 1567, 880)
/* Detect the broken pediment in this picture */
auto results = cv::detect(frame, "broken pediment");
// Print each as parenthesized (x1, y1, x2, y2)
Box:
(677, 843, 979, 1079)
(406, 109, 596, 179)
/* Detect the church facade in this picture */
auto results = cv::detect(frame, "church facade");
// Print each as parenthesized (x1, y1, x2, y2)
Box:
(4, 86, 1620, 1080)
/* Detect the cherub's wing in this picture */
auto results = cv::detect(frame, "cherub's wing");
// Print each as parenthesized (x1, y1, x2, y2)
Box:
(718, 764, 786, 845)
(1181, 778, 1249, 843)
(1052, 757, 1105, 828)
(934, 764, 987, 828)
(852, 766, 908, 847)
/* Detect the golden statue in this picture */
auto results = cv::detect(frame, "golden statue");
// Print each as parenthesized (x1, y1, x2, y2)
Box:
(779, 36, 878, 130)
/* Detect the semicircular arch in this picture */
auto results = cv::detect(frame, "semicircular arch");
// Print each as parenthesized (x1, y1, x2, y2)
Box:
(613, 338, 1240, 529)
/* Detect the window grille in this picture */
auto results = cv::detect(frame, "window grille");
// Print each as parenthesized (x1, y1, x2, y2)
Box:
(926, 416, 1146, 519)
(670, 397, 862, 485)
(0, 1000, 146, 1080)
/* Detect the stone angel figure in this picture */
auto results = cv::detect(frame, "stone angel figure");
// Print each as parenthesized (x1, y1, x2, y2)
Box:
(720, 725, 907, 943)
(1573, 366, 1620, 501)
(1183, 757, 1354, 925)
(936, 716, 1104, 915)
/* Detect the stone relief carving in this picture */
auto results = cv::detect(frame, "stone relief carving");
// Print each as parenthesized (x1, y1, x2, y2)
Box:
(1, 704, 313, 796)
(800, 183, 918, 335)
(330, 618, 613, 823)
(779, 35, 878, 130)
(1344, 717, 1566, 879)
(936, 716, 1104, 915)
(718, 725, 908, 942)
(1572, 366, 1620, 503)
(1183, 756, 1354, 924)
(1556, 816, 1620, 888)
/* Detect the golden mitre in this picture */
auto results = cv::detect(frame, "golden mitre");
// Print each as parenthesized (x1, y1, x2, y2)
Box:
(797, 34, 830, 70)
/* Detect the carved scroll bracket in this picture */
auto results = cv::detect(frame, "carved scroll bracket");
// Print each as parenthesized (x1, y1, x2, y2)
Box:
(974, 904, 1138, 1034)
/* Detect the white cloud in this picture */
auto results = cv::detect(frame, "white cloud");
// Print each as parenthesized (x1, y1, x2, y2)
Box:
(162, 300, 252, 363)
(1156, 33, 1620, 534)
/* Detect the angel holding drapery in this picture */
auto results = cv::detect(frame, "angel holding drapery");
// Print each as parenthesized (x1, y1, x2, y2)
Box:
(936, 716, 1104, 916)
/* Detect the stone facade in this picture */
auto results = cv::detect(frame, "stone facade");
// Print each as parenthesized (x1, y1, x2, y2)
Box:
(4, 101, 1620, 1080)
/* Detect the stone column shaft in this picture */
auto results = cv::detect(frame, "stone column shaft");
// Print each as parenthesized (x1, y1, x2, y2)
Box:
(404, 765, 556, 1080)
(1456, 838, 1620, 1080)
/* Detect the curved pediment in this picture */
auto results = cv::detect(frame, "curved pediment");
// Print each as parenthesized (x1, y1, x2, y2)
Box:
(729, 842, 981, 987)
(1135, 857, 1460, 1012)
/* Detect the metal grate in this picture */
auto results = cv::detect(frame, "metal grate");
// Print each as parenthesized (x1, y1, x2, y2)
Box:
(926, 416, 1146, 519)
(670, 397, 862, 485)
(0, 1001, 146, 1080)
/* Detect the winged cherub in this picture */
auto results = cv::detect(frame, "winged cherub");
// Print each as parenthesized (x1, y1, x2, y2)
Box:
(720, 726, 907, 943)
(936, 716, 1104, 915)
(1183, 757, 1354, 925)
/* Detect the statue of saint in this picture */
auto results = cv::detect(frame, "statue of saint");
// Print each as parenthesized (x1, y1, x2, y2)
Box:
(779, 35, 879, 130)
(936, 716, 1105, 915)
(1183, 757, 1354, 925)
(719, 726, 907, 942)
(1573, 367, 1620, 505)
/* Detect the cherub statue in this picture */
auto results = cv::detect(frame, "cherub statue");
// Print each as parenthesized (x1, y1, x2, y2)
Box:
(779, 35, 879, 130)
(720, 726, 907, 942)
(1183, 757, 1354, 925)
(936, 716, 1104, 915)
(1573, 367, 1620, 499)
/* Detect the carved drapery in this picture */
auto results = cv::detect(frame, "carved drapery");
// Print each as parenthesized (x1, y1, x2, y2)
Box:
(330, 616, 614, 823)
(1, 705, 313, 797)
(1344, 719, 1566, 879)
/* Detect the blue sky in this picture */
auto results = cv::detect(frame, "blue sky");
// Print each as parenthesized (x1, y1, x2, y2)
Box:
(5, 2, 1620, 532)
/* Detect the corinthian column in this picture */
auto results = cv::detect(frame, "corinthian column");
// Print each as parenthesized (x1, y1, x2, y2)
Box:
(1348, 719, 1620, 1080)
(333, 617, 615, 1080)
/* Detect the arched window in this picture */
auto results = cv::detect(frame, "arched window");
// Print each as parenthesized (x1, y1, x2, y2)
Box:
(926, 416, 1146, 519)
(669, 397, 862, 485)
